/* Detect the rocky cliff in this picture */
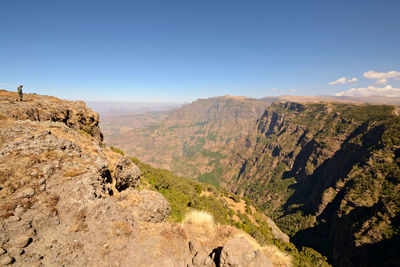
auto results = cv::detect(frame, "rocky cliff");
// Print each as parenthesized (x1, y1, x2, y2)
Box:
(223, 102, 400, 266)
(0, 90, 294, 266)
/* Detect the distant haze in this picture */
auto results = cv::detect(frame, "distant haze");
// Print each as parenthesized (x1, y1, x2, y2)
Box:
(87, 94, 400, 117)
(85, 101, 184, 116)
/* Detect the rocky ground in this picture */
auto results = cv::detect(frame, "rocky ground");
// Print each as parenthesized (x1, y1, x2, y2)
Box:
(0, 90, 274, 266)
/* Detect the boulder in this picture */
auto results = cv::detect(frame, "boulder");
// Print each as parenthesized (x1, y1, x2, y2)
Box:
(0, 255, 14, 265)
(114, 157, 141, 191)
(192, 250, 216, 267)
(266, 217, 290, 243)
(220, 237, 271, 267)
(189, 240, 203, 255)
(248, 250, 272, 267)
(120, 189, 171, 223)
(16, 188, 34, 199)
(187, 240, 216, 267)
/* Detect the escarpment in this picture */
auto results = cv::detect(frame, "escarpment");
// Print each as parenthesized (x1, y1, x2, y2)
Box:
(0, 90, 103, 142)
(223, 102, 400, 266)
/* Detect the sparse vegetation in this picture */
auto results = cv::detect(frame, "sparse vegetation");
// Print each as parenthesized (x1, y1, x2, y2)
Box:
(110, 146, 124, 155)
(183, 210, 214, 228)
(131, 156, 331, 266)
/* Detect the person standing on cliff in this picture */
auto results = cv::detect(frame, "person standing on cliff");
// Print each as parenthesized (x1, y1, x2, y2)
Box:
(17, 85, 23, 101)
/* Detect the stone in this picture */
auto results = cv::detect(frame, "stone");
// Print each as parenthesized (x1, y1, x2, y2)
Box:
(189, 240, 202, 255)
(39, 184, 46, 192)
(114, 157, 141, 191)
(266, 218, 290, 243)
(248, 250, 272, 267)
(192, 251, 215, 267)
(12, 235, 33, 249)
(16, 188, 34, 198)
(122, 189, 171, 223)
(14, 206, 25, 217)
(0, 256, 14, 265)
(220, 237, 271, 267)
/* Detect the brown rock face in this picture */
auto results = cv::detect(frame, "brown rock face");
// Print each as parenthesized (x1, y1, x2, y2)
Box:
(114, 157, 141, 191)
(219, 237, 272, 267)
(0, 90, 103, 142)
(222, 102, 400, 266)
(0, 91, 181, 266)
(118, 189, 171, 223)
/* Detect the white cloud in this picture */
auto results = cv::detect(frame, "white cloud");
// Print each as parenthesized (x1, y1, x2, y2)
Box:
(330, 77, 359, 85)
(375, 78, 388, 85)
(330, 77, 347, 85)
(272, 88, 278, 92)
(0, 83, 9, 87)
(348, 77, 358, 83)
(363, 70, 400, 80)
(289, 89, 296, 93)
(335, 84, 400, 97)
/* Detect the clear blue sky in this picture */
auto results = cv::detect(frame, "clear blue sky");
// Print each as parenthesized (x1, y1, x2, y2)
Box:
(1, 0, 400, 102)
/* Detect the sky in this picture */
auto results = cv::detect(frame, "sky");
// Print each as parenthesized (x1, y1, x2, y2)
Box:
(1, 0, 400, 102)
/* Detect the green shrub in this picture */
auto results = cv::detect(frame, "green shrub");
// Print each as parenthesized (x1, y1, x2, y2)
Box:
(110, 146, 124, 155)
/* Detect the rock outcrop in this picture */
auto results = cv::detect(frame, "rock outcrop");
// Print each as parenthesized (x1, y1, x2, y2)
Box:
(118, 189, 171, 223)
(0, 90, 103, 142)
(219, 237, 272, 267)
(114, 157, 141, 191)
(0, 91, 174, 266)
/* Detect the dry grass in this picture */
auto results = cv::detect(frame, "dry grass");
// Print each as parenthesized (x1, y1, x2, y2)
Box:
(0, 198, 34, 219)
(183, 210, 214, 228)
(0, 200, 18, 219)
(199, 190, 212, 197)
(43, 193, 60, 216)
(262, 244, 293, 267)
(0, 168, 12, 185)
(233, 233, 292, 267)
(112, 220, 132, 237)
(160, 223, 187, 241)
(71, 241, 84, 250)
(221, 196, 259, 225)
(40, 150, 61, 161)
(181, 210, 216, 244)
(233, 233, 262, 250)
(63, 169, 84, 177)
(70, 209, 89, 232)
